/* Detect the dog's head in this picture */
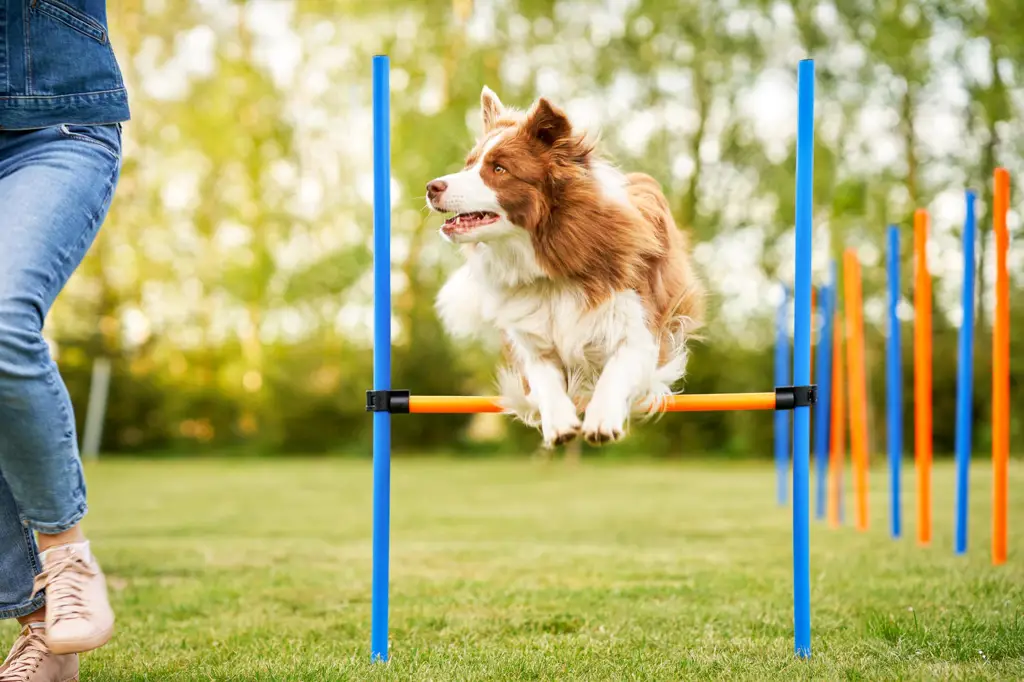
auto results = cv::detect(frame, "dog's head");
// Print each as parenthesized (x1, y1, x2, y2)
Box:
(426, 87, 595, 244)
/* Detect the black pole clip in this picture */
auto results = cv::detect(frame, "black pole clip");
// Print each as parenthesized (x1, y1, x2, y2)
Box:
(365, 389, 410, 414)
(774, 385, 817, 411)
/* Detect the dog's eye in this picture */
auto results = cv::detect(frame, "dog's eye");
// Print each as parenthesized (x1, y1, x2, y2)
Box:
(493, 164, 506, 174)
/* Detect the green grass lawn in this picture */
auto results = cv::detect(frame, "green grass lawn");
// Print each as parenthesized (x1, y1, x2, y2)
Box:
(4, 457, 1023, 680)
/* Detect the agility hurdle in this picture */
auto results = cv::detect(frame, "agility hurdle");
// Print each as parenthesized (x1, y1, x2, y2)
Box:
(954, 192, 977, 555)
(814, 278, 836, 522)
(992, 168, 1011, 565)
(844, 249, 870, 532)
(886, 224, 903, 539)
(828, 278, 846, 528)
(826, 172, 1011, 564)
(366, 54, 817, 662)
(775, 276, 838, 524)
(914, 209, 934, 546)
(774, 285, 792, 506)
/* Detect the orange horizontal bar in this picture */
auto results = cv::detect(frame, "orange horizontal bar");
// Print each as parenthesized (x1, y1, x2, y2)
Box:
(410, 396, 506, 414)
(408, 392, 777, 414)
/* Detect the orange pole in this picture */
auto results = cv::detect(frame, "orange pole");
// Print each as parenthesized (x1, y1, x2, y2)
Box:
(408, 392, 779, 414)
(914, 208, 933, 546)
(993, 168, 1011, 565)
(844, 249, 869, 532)
(409, 396, 505, 413)
(829, 306, 846, 529)
(658, 393, 777, 412)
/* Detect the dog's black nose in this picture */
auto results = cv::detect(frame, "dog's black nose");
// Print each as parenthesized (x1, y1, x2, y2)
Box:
(426, 180, 448, 198)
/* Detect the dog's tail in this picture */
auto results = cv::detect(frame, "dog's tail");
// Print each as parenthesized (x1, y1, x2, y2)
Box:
(632, 347, 689, 422)
(631, 280, 704, 421)
(495, 366, 541, 427)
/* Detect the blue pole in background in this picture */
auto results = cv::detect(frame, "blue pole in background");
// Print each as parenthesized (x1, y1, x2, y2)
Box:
(830, 259, 844, 526)
(371, 55, 392, 663)
(954, 190, 978, 555)
(814, 283, 834, 521)
(792, 57, 815, 660)
(886, 225, 903, 540)
(775, 286, 791, 506)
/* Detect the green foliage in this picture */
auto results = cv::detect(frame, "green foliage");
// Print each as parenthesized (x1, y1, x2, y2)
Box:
(49, 0, 1024, 457)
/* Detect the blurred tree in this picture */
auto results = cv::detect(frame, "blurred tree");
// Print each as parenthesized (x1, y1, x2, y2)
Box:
(41, 0, 1021, 458)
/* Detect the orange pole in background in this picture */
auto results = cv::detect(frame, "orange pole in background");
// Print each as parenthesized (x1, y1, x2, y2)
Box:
(914, 208, 933, 547)
(829, 306, 846, 529)
(992, 168, 1011, 565)
(844, 249, 870, 532)
(408, 392, 779, 414)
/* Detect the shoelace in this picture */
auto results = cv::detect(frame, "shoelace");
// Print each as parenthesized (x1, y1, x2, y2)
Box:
(0, 627, 46, 682)
(31, 549, 97, 625)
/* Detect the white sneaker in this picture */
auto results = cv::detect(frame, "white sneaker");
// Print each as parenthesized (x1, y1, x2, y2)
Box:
(31, 543, 114, 655)
(0, 623, 78, 682)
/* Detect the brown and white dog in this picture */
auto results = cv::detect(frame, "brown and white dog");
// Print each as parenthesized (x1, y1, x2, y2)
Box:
(426, 87, 704, 447)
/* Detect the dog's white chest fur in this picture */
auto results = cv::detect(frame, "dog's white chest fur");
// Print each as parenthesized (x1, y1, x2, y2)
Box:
(435, 237, 687, 447)
(493, 282, 634, 370)
(437, 239, 636, 368)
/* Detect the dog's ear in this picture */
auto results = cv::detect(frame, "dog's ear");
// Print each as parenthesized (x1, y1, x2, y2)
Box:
(481, 86, 504, 133)
(524, 98, 571, 147)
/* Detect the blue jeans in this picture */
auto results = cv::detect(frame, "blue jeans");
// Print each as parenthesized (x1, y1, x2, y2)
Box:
(0, 123, 122, 619)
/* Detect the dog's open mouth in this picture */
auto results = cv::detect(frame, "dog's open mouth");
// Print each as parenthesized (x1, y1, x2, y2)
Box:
(441, 212, 500, 235)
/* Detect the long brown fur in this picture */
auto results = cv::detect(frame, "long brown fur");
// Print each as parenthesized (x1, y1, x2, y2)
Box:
(469, 94, 705, 378)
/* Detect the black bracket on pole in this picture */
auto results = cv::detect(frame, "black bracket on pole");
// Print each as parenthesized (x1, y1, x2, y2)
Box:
(366, 389, 410, 414)
(774, 385, 817, 411)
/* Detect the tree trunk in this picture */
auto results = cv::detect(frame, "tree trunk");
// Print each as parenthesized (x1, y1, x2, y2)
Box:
(680, 60, 710, 231)
(899, 84, 919, 208)
(975, 47, 1005, 336)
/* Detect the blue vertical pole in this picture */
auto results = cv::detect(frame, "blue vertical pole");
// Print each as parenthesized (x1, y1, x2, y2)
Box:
(792, 58, 814, 660)
(887, 225, 903, 540)
(814, 283, 834, 521)
(831, 259, 845, 526)
(775, 286, 791, 506)
(371, 54, 392, 663)
(954, 190, 978, 555)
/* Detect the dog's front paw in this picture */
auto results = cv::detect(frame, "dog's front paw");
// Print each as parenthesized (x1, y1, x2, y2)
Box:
(582, 396, 628, 445)
(541, 403, 582, 448)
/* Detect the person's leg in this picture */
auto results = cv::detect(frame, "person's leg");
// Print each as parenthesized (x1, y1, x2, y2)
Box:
(0, 472, 80, 681)
(0, 123, 123, 662)
(0, 470, 46, 622)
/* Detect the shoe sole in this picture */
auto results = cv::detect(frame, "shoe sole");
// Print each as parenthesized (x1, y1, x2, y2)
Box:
(47, 622, 114, 656)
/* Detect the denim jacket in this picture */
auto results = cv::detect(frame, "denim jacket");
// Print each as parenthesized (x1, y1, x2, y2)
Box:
(0, 0, 130, 130)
